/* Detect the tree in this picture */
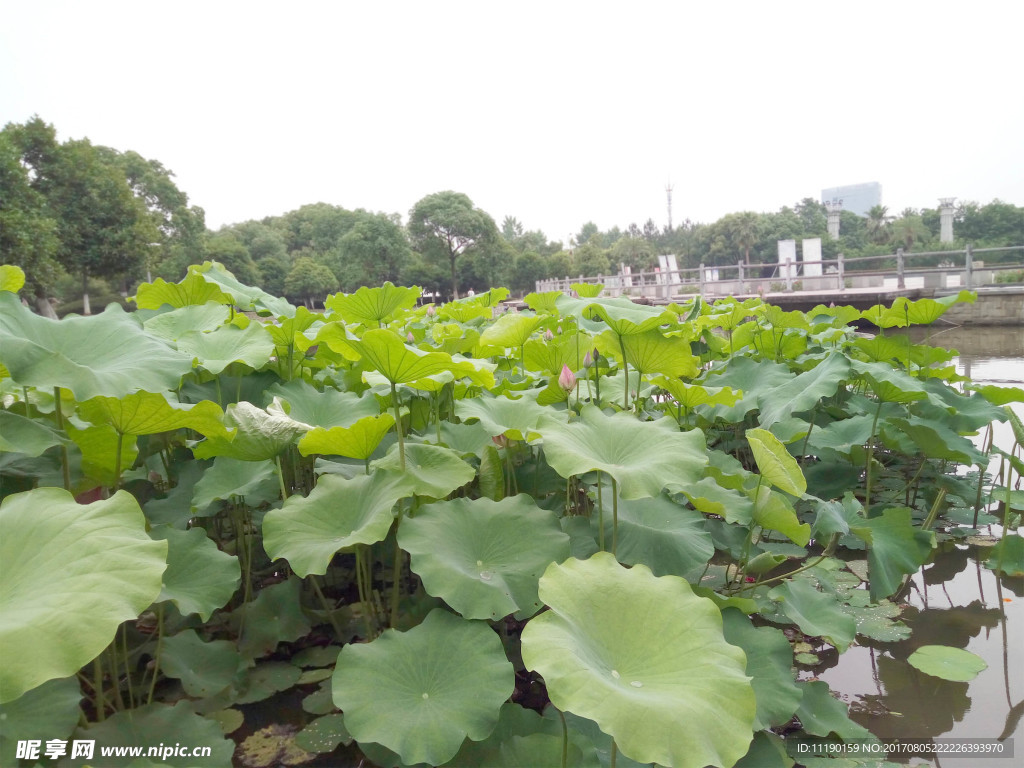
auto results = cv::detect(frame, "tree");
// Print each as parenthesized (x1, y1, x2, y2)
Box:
(865, 205, 893, 245)
(284, 256, 338, 308)
(335, 211, 411, 290)
(408, 191, 498, 300)
(511, 252, 547, 294)
(206, 233, 261, 285)
(500, 215, 524, 242)
(610, 236, 655, 272)
(572, 238, 610, 277)
(891, 214, 930, 251)
(721, 211, 763, 265)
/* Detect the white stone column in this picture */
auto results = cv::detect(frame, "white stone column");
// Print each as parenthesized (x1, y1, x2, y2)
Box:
(939, 197, 956, 243)
(825, 200, 842, 240)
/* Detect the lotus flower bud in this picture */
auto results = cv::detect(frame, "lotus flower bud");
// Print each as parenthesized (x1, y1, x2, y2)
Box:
(557, 325, 563, 335)
(543, 329, 554, 341)
(584, 349, 594, 368)
(559, 364, 576, 392)
(426, 304, 436, 317)
(491, 435, 509, 449)
(407, 332, 415, 343)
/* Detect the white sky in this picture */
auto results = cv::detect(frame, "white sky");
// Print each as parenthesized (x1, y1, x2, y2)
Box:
(2, 1, 1022, 244)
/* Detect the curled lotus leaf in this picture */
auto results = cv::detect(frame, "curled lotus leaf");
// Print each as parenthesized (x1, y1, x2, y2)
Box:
(325, 282, 422, 327)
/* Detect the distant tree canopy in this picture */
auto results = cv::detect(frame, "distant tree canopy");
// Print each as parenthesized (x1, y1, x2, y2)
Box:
(2, 118, 1021, 311)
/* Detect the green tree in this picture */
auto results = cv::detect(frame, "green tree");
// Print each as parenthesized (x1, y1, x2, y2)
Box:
(610, 236, 655, 272)
(572, 238, 610, 277)
(575, 221, 601, 248)
(501, 215, 524, 242)
(284, 256, 339, 308)
(335, 211, 411, 290)
(408, 191, 499, 300)
(510, 252, 547, 294)
(891, 214, 931, 251)
(865, 205, 893, 246)
(722, 211, 763, 265)
(206, 233, 261, 285)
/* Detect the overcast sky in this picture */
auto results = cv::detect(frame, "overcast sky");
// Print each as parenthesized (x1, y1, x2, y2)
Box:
(2, 1, 1021, 244)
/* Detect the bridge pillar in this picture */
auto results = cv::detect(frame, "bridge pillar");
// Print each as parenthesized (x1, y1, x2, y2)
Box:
(825, 200, 842, 240)
(965, 244, 973, 289)
(785, 259, 794, 292)
(939, 198, 956, 243)
(896, 248, 905, 289)
(699, 263, 706, 297)
(837, 253, 845, 290)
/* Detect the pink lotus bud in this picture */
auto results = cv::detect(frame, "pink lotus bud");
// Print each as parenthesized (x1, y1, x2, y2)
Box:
(491, 435, 509, 448)
(556, 325, 563, 335)
(426, 304, 436, 317)
(406, 332, 415, 343)
(543, 329, 554, 341)
(584, 349, 594, 368)
(558, 364, 576, 392)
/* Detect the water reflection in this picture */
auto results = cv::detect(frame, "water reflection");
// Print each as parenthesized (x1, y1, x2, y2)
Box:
(813, 326, 1024, 767)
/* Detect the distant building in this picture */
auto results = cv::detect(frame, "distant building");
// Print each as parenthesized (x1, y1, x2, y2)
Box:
(821, 182, 882, 217)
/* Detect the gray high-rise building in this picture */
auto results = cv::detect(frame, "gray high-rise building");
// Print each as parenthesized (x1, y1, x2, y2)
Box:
(820, 182, 882, 217)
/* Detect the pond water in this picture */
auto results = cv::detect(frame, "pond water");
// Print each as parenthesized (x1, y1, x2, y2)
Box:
(815, 325, 1024, 767)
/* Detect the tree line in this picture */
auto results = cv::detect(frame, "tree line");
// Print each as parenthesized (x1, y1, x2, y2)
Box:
(3, 116, 1022, 314)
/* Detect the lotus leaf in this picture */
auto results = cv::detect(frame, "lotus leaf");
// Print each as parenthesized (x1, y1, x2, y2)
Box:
(141, 302, 232, 340)
(0, 677, 82, 767)
(399, 495, 570, 619)
(235, 578, 311, 660)
(192, 401, 305, 461)
(294, 713, 352, 754)
(372, 442, 476, 498)
(478, 312, 545, 349)
(595, 327, 698, 379)
(907, 645, 987, 682)
(78, 391, 232, 440)
(746, 428, 807, 497)
(985, 533, 1024, 576)
(850, 507, 935, 602)
(0, 488, 167, 702)
(325, 282, 422, 327)
(190, 457, 278, 512)
(793, 680, 876, 742)
(455, 393, 553, 442)
(766, 579, 856, 652)
(0, 264, 26, 293)
(263, 471, 411, 576)
(192, 261, 295, 317)
(177, 322, 274, 374)
(235, 661, 303, 704)
(0, 292, 192, 400)
(151, 525, 240, 620)
(523, 330, 593, 376)
(521, 553, 755, 768)
(298, 413, 395, 459)
(159, 630, 243, 697)
(0, 410, 69, 456)
(333, 608, 515, 766)
(265, 379, 381, 429)
(756, 352, 850, 429)
(133, 270, 233, 309)
(539, 406, 707, 499)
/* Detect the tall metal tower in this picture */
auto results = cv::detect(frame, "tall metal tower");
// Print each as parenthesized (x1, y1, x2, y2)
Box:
(665, 182, 674, 232)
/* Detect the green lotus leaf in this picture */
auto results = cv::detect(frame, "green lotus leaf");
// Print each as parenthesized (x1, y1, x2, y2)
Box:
(265, 380, 381, 430)
(333, 608, 515, 766)
(907, 645, 987, 682)
(0, 264, 26, 293)
(142, 302, 232, 341)
(882, 417, 987, 466)
(455, 393, 553, 442)
(73, 701, 235, 767)
(873, 291, 975, 328)
(159, 630, 243, 697)
(595, 328, 698, 379)
(151, 526, 240, 620)
(985, 533, 1024, 576)
(297, 413, 395, 459)
(753, 487, 811, 546)
(177, 322, 275, 375)
(734, 731, 793, 768)
(523, 330, 593, 376)
(971, 383, 1024, 406)
(372, 442, 476, 498)
(559, 295, 674, 335)
(433, 421, 496, 458)
(810, 494, 864, 539)
(671, 476, 754, 525)
(850, 507, 935, 602)
(851, 359, 927, 403)
(478, 444, 504, 501)
(704, 357, 795, 422)
(479, 312, 545, 349)
(523, 291, 563, 314)
(0, 291, 192, 400)
(793, 680, 876, 742)
(756, 352, 851, 429)
(521, 553, 755, 768)
(352, 328, 494, 388)
(133, 270, 233, 309)
(65, 422, 139, 486)
(399, 495, 570, 620)
(652, 375, 741, 409)
(721, 609, 803, 730)
(263, 471, 411, 576)
(746, 428, 807, 497)
(192, 261, 296, 318)
(591, 488, 713, 578)
(294, 713, 352, 754)
(190, 457, 278, 512)
(235, 578, 312, 660)
(0, 488, 167, 702)
(325, 282, 422, 327)
(539, 406, 707, 499)
(841, 596, 912, 642)
(0, 677, 82, 767)
(78, 391, 231, 440)
(767, 579, 856, 652)
(0, 410, 69, 457)
(235, 661, 303, 704)
(806, 414, 874, 459)
(192, 402, 305, 461)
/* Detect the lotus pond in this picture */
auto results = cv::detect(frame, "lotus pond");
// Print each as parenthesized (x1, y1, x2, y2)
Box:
(0, 262, 1022, 768)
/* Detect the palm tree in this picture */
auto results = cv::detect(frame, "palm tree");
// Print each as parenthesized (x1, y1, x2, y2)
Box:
(891, 214, 930, 251)
(727, 212, 762, 265)
(865, 205, 893, 245)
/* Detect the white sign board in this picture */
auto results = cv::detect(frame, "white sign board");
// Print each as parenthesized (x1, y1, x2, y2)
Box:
(657, 254, 680, 284)
(802, 238, 822, 277)
(777, 240, 797, 279)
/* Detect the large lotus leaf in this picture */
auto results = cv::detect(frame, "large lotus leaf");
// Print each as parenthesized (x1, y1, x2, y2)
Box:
(235, 661, 303, 704)
(263, 471, 411, 576)
(372, 442, 476, 498)
(985, 533, 1024, 576)
(595, 328, 698, 379)
(539, 406, 707, 499)
(74, 701, 235, 767)
(325, 282, 422, 327)
(298, 413, 395, 459)
(767, 579, 856, 652)
(753, 487, 811, 546)
(455, 393, 554, 442)
(133, 271, 233, 309)
(142, 302, 232, 340)
(177, 322, 274, 375)
(265, 380, 380, 430)
(703, 357, 795, 422)
(907, 645, 987, 682)
(721, 609, 802, 730)
(850, 507, 935, 602)
(399, 495, 570, 620)
(875, 291, 975, 327)
(333, 608, 515, 766)
(806, 414, 874, 459)
(0, 488, 167, 702)
(78, 391, 231, 439)
(65, 422, 139, 486)
(0, 410, 69, 456)
(294, 713, 352, 754)
(352, 328, 493, 388)
(159, 629, 243, 697)
(192, 261, 296, 318)
(882, 416, 987, 466)
(190, 457, 278, 511)
(0, 677, 82, 767)
(523, 330, 593, 376)
(652, 375, 741, 410)
(558, 294, 675, 335)
(0, 292, 193, 400)
(793, 681, 876, 742)
(521, 553, 755, 768)
(671, 475, 755, 524)
(746, 428, 806, 497)
(851, 359, 927, 403)
(756, 352, 850, 429)
(151, 526, 240, 620)
(479, 312, 545, 349)
(192, 401, 305, 461)
(0, 264, 26, 293)
(591, 488, 713, 578)
(235, 578, 311, 660)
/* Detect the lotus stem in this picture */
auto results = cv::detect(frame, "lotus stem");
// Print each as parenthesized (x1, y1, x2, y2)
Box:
(618, 336, 629, 410)
(558, 708, 568, 768)
(147, 604, 163, 706)
(611, 476, 619, 557)
(106, 644, 125, 711)
(311, 575, 346, 641)
(864, 399, 884, 510)
(93, 656, 106, 721)
(113, 431, 124, 492)
(610, 737, 617, 768)
(276, 454, 289, 500)
(390, 503, 405, 627)
(597, 472, 605, 552)
(121, 624, 134, 710)
(54, 387, 71, 491)
(391, 381, 406, 471)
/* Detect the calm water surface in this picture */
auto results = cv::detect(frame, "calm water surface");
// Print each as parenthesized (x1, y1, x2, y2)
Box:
(816, 326, 1024, 767)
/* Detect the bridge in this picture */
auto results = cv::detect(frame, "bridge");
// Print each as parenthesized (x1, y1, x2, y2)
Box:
(534, 245, 1024, 322)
